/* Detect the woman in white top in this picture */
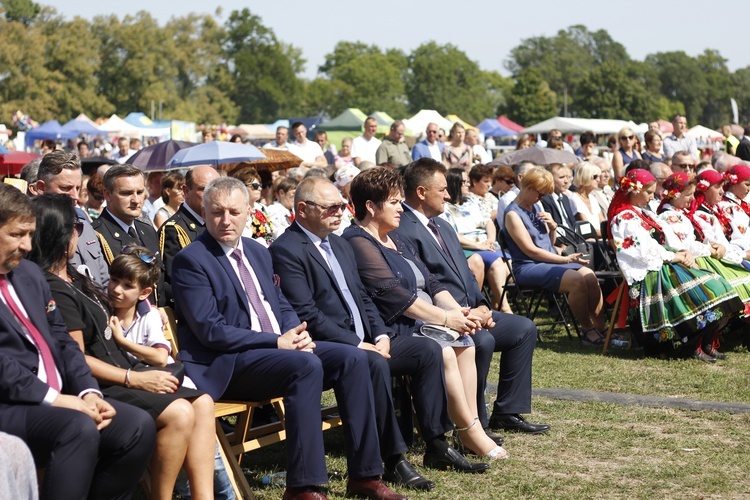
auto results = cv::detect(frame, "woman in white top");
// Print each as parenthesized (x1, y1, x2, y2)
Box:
(570, 162, 605, 238)
(266, 176, 298, 239)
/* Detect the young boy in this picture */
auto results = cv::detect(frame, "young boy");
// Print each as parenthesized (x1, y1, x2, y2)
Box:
(108, 245, 196, 388)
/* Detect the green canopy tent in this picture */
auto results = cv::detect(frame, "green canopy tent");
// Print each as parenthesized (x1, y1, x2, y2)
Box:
(316, 108, 368, 148)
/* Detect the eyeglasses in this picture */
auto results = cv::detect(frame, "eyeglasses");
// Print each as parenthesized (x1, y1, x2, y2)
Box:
(620, 135, 634, 140)
(461, 180, 471, 186)
(304, 200, 347, 216)
(247, 182, 262, 190)
(675, 164, 695, 170)
(122, 245, 157, 264)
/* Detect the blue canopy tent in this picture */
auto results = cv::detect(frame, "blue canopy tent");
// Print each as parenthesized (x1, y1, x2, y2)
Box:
(24, 120, 78, 148)
(62, 118, 103, 136)
(477, 118, 517, 138)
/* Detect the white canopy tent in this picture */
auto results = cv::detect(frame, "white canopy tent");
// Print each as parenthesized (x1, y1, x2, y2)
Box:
(688, 124, 723, 141)
(403, 110, 452, 136)
(522, 117, 646, 136)
(98, 114, 170, 138)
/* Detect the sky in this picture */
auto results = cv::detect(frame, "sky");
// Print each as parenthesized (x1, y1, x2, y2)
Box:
(40, 0, 750, 81)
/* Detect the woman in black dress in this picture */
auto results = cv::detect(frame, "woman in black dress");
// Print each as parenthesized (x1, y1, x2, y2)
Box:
(28, 194, 215, 500)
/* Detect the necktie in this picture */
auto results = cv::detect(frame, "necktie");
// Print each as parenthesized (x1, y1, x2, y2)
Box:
(0, 275, 60, 391)
(230, 249, 275, 333)
(320, 239, 365, 341)
(427, 219, 459, 271)
(556, 195, 570, 228)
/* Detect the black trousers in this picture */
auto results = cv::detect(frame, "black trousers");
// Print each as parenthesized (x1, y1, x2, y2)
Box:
(0, 398, 156, 500)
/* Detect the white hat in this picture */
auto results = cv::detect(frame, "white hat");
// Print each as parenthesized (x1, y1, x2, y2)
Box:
(334, 165, 361, 189)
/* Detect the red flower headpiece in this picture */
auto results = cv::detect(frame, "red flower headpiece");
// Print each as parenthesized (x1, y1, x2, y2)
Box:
(724, 164, 750, 185)
(661, 172, 693, 200)
(695, 168, 723, 192)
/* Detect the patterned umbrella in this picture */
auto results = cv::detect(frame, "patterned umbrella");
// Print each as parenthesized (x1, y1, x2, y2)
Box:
(128, 140, 197, 172)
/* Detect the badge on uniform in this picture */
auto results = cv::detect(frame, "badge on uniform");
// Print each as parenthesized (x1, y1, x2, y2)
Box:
(46, 300, 56, 313)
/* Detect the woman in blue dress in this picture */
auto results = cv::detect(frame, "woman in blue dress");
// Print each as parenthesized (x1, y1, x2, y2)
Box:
(503, 167, 607, 345)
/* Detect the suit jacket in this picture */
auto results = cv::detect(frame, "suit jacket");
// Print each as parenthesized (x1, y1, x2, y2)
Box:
(92, 208, 168, 305)
(269, 222, 393, 346)
(71, 207, 109, 288)
(736, 137, 750, 162)
(172, 232, 300, 399)
(394, 206, 487, 309)
(411, 139, 444, 161)
(158, 204, 204, 289)
(541, 193, 576, 230)
(0, 260, 98, 411)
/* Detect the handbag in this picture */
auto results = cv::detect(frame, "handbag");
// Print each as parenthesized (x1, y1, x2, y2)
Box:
(556, 225, 594, 270)
(132, 363, 185, 387)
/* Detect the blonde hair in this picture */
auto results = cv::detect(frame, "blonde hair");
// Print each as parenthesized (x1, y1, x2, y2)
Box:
(521, 167, 554, 195)
(573, 161, 600, 188)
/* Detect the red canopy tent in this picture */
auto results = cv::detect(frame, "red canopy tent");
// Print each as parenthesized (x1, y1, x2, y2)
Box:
(0, 151, 41, 177)
(498, 115, 525, 133)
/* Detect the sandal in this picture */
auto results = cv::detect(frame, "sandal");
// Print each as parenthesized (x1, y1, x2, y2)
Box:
(455, 418, 509, 460)
(581, 328, 605, 346)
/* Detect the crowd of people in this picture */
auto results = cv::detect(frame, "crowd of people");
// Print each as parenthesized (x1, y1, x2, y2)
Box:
(2, 112, 750, 500)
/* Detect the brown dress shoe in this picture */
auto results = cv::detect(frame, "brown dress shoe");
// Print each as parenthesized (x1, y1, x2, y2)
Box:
(282, 486, 329, 500)
(346, 477, 408, 500)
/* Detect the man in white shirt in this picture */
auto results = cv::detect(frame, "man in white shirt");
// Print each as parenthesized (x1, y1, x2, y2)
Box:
(351, 117, 382, 166)
(266, 126, 290, 150)
(663, 114, 699, 161)
(465, 129, 492, 164)
(288, 122, 327, 169)
(110, 137, 136, 164)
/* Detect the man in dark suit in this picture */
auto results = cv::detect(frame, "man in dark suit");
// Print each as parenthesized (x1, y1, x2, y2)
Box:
(158, 165, 220, 303)
(735, 124, 750, 162)
(33, 150, 109, 288)
(172, 177, 405, 500)
(541, 163, 576, 242)
(396, 158, 549, 435)
(270, 178, 488, 490)
(93, 164, 168, 305)
(0, 184, 155, 500)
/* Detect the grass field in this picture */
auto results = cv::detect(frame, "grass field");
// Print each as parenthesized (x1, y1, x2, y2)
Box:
(239, 325, 750, 499)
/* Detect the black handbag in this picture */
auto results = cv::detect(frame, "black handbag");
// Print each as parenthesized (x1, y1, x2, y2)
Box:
(132, 363, 185, 387)
(556, 225, 594, 270)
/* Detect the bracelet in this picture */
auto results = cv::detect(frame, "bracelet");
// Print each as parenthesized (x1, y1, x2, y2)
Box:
(124, 368, 131, 388)
(443, 310, 448, 327)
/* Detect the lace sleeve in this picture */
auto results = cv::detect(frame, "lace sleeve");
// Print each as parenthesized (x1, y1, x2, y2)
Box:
(610, 209, 673, 285)
(345, 232, 418, 323)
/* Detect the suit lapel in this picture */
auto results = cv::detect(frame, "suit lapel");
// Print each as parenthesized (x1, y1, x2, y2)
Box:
(289, 224, 350, 308)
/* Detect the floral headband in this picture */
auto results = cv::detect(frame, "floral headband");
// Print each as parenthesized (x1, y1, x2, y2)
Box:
(696, 168, 724, 192)
(724, 164, 750, 185)
(661, 172, 693, 200)
(618, 169, 655, 194)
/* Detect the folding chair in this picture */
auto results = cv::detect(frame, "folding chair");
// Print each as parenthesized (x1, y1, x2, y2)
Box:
(597, 223, 632, 355)
(495, 231, 580, 340)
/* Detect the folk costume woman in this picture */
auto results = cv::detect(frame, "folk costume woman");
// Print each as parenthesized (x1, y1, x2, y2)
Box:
(718, 164, 750, 255)
(607, 169, 742, 358)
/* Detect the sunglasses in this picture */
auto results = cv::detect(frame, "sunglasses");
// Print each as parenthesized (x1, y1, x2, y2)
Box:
(592, 174, 599, 180)
(500, 178, 514, 184)
(247, 182, 262, 190)
(122, 245, 157, 264)
(72, 221, 84, 237)
(427, 130, 438, 134)
(620, 135, 634, 140)
(305, 200, 347, 216)
(675, 164, 695, 170)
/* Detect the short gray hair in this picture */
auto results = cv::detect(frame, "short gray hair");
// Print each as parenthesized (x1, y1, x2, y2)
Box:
(37, 151, 81, 184)
(204, 176, 249, 206)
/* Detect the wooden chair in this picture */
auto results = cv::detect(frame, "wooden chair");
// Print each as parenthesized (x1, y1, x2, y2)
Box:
(159, 307, 343, 499)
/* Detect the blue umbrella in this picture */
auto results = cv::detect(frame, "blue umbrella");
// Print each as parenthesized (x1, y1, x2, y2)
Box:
(167, 141, 266, 168)
(0, 144, 8, 154)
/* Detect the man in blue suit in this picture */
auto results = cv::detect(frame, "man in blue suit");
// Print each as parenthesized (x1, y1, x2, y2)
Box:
(411, 123, 444, 161)
(171, 177, 405, 500)
(395, 158, 550, 435)
(270, 178, 489, 490)
(0, 184, 155, 500)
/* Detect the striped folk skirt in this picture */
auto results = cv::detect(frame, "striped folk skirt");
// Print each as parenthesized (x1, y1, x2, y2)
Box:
(637, 262, 742, 345)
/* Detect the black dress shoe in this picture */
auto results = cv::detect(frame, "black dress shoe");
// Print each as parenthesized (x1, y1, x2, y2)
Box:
(383, 458, 435, 491)
(489, 414, 550, 434)
(423, 446, 489, 473)
(484, 429, 504, 446)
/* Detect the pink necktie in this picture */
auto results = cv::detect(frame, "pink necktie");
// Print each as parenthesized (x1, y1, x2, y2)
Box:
(0, 275, 60, 391)
(230, 249, 275, 333)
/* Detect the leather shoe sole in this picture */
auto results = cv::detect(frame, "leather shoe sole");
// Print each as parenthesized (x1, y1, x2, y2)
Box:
(383, 459, 435, 491)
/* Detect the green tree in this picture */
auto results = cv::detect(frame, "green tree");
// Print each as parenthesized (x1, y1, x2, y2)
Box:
(319, 41, 408, 117)
(574, 62, 658, 122)
(220, 8, 304, 123)
(405, 42, 510, 123)
(500, 68, 557, 125)
(645, 51, 706, 125)
(1, 0, 40, 25)
(298, 78, 355, 117)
